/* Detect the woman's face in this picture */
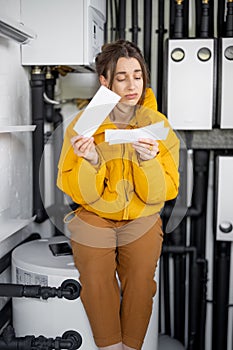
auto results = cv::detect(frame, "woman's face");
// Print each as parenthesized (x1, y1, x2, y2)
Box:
(101, 57, 143, 106)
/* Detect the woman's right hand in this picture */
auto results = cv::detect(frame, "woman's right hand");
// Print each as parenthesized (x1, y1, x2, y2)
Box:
(71, 135, 99, 165)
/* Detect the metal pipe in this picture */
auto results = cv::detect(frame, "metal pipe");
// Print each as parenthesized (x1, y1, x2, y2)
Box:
(226, 0, 233, 37)
(156, 0, 166, 110)
(118, 0, 126, 39)
(0, 279, 81, 300)
(131, 0, 139, 45)
(53, 108, 65, 235)
(31, 67, 47, 223)
(143, 0, 152, 71)
(188, 150, 210, 350)
(212, 241, 231, 350)
(161, 148, 188, 342)
(173, 0, 184, 39)
(0, 326, 82, 350)
(199, 0, 210, 38)
(109, 0, 114, 41)
(104, 0, 108, 43)
(190, 151, 209, 257)
(161, 253, 172, 334)
(44, 67, 56, 123)
(217, 0, 226, 37)
(170, 222, 187, 344)
(43, 70, 65, 235)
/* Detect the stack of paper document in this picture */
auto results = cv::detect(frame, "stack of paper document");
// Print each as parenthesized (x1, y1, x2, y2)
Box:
(105, 121, 169, 144)
(73, 85, 121, 137)
(73, 85, 169, 144)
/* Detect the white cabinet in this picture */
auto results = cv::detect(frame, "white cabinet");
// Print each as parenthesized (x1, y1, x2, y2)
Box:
(20, 0, 106, 66)
(219, 38, 233, 129)
(166, 39, 216, 130)
(216, 156, 233, 241)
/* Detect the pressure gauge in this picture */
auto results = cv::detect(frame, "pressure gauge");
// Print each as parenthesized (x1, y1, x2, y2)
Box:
(197, 47, 212, 61)
(171, 48, 185, 62)
(224, 46, 233, 60)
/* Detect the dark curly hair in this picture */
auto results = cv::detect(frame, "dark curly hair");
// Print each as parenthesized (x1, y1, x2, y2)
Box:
(95, 40, 149, 105)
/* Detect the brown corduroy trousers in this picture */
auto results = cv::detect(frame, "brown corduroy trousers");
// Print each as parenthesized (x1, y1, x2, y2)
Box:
(70, 208, 163, 350)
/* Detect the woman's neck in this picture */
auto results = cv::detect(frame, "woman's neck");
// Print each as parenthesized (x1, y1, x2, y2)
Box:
(110, 104, 136, 128)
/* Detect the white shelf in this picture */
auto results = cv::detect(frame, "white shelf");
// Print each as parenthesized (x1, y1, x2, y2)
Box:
(0, 125, 36, 133)
(0, 217, 35, 242)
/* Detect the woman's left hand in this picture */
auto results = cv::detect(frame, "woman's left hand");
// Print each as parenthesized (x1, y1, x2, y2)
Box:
(132, 138, 159, 161)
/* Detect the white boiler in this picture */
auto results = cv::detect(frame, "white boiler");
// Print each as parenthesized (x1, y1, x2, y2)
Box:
(20, 0, 106, 67)
(12, 236, 160, 350)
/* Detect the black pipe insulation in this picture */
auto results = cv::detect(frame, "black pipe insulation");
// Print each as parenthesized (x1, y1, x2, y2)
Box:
(217, 0, 227, 38)
(143, 0, 152, 71)
(226, 0, 233, 37)
(196, 0, 214, 38)
(31, 68, 48, 223)
(156, 0, 166, 111)
(104, 0, 108, 43)
(190, 151, 210, 258)
(161, 148, 188, 342)
(118, 0, 126, 39)
(170, 0, 189, 39)
(162, 245, 208, 348)
(174, 254, 186, 343)
(0, 279, 81, 300)
(131, 0, 139, 45)
(0, 326, 82, 350)
(43, 71, 65, 235)
(169, 222, 187, 344)
(212, 241, 231, 350)
(109, 0, 114, 41)
(188, 258, 208, 350)
(162, 245, 197, 261)
(162, 151, 188, 343)
(187, 259, 201, 350)
(114, 0, 119, 40)
(173, 0, 184, 39)
(53, 108, 65, 235)
(160, 254, 171, 335)
(188, 150, 210, 350)
(199, 2, 210, 38)
(163, 151, 210, 347)
(44, 69, 56, 123)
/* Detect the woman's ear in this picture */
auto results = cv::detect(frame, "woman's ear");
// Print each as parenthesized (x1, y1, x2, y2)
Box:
(99, 75, 109, 87)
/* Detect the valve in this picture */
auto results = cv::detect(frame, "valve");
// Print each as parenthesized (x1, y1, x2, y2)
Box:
(0, 326, 82, 350)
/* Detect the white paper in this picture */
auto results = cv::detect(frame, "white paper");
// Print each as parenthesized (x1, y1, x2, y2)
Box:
(105, 122, 169, 145)
(73, 85, 121, 137)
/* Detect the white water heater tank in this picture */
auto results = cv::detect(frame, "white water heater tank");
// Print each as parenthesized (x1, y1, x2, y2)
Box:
(12, 236, 159, 350)
(20, 0, 106, 66)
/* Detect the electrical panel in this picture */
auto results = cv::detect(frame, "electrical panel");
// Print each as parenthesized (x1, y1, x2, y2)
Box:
(218, 38, 233, 129)
(20, 0, 106, 67)
(165, 39, 216, 130)
(216, 156, 233, 241)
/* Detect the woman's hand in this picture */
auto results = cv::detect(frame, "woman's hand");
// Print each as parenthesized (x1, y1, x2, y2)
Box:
(132, 138, 159, 161)
(71, 135, 99, 165)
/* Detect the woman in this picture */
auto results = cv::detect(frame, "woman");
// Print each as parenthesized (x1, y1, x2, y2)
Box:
(57, 40, 179, 350)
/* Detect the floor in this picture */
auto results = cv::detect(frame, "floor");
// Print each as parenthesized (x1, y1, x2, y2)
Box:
(158, 335, 185, 350)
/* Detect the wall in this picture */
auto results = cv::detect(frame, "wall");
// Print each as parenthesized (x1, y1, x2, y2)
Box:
(0, 0, 50, 327)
